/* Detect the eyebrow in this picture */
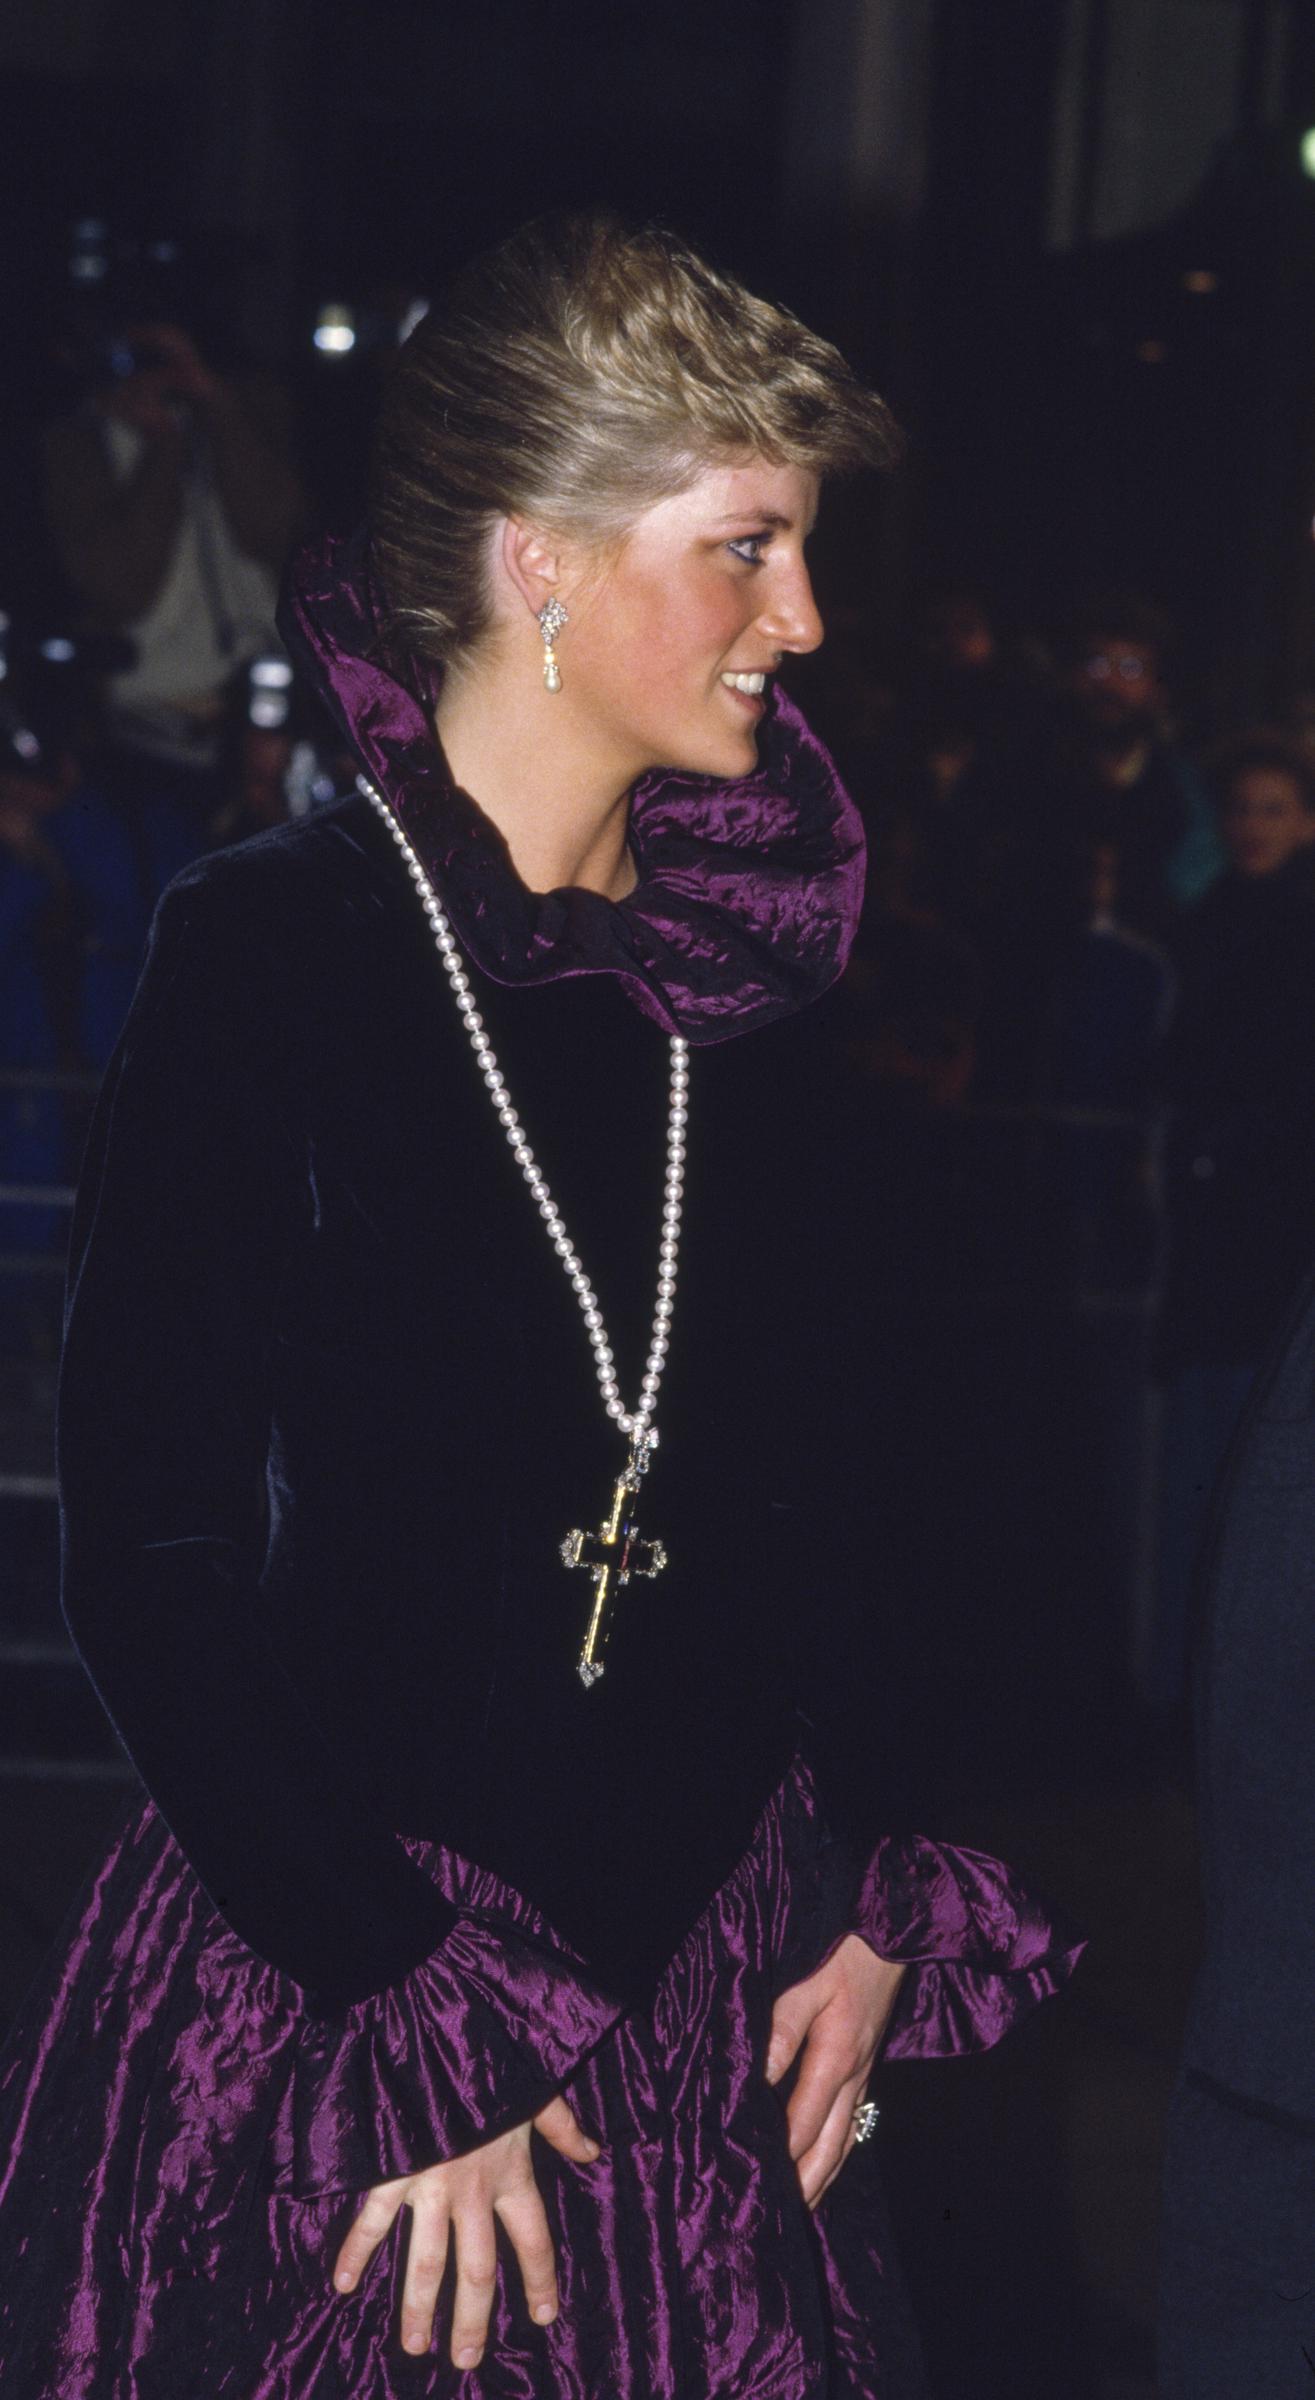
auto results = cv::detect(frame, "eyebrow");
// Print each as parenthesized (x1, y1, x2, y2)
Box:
(713, 511, 794, 529)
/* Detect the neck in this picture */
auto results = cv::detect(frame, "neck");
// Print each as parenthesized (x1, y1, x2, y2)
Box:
(435, 656, 639, 901)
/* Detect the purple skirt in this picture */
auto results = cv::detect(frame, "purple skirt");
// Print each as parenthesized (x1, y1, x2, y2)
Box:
(0, 1756, 1079, 2397)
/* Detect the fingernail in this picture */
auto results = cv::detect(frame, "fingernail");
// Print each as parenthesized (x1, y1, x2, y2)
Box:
(533, 2303, 556, 2324)
(456, 2346, 481, 2367)
(335, 2271, 354, 2292)
(583, 2138, 600, 2158)
(765, 2047, 784, 2084)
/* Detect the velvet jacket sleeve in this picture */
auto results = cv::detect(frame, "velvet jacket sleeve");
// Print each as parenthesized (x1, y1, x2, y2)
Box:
(57, 862, 462, 2013)
(57, 861, 624, 2131)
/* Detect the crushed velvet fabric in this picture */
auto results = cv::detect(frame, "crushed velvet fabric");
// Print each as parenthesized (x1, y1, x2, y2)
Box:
(0, 528, 1083, 2393)
(0, 1757, 1079, 2399)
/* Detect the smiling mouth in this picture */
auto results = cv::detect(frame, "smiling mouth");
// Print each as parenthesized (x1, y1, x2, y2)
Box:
(720, 671, 768, 696)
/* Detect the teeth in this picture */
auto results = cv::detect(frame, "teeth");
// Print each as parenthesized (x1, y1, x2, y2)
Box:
(721, 672, 766, 695)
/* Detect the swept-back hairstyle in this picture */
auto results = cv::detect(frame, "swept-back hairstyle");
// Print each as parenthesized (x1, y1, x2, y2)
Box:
(369, 212, 902, 680)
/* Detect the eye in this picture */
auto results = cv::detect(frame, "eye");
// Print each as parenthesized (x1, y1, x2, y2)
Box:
(727, 531, 773, 565)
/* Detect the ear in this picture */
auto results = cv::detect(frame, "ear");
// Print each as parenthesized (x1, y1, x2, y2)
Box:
(498, 516, 564, 621)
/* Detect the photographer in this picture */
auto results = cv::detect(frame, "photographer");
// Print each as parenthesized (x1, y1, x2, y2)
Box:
(42, 317, 304, 812)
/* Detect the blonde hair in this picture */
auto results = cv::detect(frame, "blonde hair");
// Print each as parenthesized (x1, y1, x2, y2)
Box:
(369, 212, 902, 680)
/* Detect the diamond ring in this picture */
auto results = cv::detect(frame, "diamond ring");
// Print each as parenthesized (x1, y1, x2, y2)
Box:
(852, 2099, 880, 2143)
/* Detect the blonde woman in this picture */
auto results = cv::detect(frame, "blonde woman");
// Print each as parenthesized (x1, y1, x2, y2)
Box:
(0, 217, 1078, 2398)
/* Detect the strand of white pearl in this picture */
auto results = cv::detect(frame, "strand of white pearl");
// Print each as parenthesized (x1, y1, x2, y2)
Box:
(359, 779, 688, 1447)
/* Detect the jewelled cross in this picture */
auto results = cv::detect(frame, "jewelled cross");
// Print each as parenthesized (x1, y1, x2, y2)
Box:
(560, 1440, 667, 1688)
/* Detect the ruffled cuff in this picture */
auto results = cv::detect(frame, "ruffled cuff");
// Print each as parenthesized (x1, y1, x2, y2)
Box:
(290, 1913, 624, 2197)
(846, 1836, 1084, 2059)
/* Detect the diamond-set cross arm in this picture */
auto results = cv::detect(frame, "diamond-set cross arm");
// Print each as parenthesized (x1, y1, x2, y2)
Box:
(562, 1463, 668, 1687)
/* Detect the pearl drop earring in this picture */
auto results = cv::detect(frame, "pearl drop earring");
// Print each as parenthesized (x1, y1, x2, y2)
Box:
(537, 598, 568, 693)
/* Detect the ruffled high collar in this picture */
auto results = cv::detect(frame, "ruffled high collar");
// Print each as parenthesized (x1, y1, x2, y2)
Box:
(279, 526, 865, 1044)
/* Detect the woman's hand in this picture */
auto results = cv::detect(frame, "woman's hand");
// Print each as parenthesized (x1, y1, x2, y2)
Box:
(765, 1933, 907, 2209)
(332, 2093, 599, 2366)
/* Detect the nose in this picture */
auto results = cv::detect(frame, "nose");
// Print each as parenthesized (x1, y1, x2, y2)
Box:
(759, 558, 825, 658)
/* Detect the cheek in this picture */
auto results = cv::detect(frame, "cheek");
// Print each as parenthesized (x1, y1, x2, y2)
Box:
(643, 582, 754, 686)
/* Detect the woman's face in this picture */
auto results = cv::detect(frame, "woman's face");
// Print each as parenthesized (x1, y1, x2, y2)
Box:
(562, 457, 824, 784)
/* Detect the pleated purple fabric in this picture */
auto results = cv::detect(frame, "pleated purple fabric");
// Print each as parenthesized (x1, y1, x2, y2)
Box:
(0, 1754, 1080, 2398)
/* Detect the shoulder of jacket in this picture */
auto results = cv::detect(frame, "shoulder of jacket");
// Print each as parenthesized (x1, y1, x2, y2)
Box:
(153, 796, 391, 949)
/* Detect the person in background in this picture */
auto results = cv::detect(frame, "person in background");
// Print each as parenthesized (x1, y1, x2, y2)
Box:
(1050, 593, 1222, 944)
(42, 317, 304, 819)
(0, 647, 201, 1350)
(1151, 731, 1315, 1711)
(0, 674, 200, 1072)
(1214, 727, 1315, 888)
(932, 593, 1208, 1102)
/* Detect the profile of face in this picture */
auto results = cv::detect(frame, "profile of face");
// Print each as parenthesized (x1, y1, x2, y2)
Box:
(516, 459, 825, 785)
(1222, 765, 1315, 879)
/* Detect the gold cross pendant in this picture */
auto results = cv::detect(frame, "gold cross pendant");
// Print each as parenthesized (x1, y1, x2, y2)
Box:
(560, 1439, 667, 1687)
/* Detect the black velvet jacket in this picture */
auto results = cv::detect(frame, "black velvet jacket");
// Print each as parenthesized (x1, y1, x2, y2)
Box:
(58, 534, 885, 2016)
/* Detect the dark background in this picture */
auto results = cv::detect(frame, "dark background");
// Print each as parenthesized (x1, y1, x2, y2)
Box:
(5, 0, 1315, 709)
(5, 4, 1315, 2394)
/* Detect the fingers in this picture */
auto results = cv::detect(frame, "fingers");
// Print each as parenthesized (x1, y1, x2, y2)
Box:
(796, 2075, 866, 2211)
(399, 2192, 452, 2358)
(783, 2020, 862, 2165)
(449, 2200, 500, 2371)
(765, 1990, 811, 2088)
(495, 2177, 560, 2329)
(333, 2177, 409, 2295)
(334, 2112, 588, 2366)
(532, 2093, 600, 2165)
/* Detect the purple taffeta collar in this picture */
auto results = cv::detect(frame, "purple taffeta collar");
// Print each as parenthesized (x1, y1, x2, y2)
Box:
(279, 527, 865, 1045)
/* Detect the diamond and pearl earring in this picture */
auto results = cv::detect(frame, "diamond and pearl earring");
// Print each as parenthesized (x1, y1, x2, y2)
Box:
(537, 598, 569, 692)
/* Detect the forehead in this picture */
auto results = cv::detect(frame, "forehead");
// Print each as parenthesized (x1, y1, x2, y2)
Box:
(1229, 765, 1305, 806)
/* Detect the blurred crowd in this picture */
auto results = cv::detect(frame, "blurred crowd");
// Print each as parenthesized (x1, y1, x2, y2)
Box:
(818, 581, 1315, 1713)
(5, 253, 1315, 1727)
(835, 581, 1315, 1312)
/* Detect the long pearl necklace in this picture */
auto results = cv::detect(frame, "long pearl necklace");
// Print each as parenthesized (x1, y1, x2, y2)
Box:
(361, 778, 686, 1686)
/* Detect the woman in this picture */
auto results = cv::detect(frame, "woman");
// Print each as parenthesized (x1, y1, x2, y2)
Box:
(0, 216, 1078, 2397)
